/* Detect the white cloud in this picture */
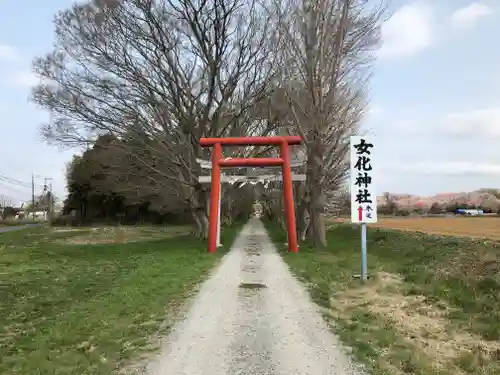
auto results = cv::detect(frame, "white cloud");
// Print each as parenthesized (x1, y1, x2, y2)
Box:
(441, 108, 500, 137)
(378, 3, 434, 59)
(7, 71, 39, 88)
(386, 108, 500, 138)
(0, 44, 19, 61)
(370, 118, 422, 137)
(382, 161, 500, 176)
(449, 3, 492, 29)
(367, 104, 384, 117)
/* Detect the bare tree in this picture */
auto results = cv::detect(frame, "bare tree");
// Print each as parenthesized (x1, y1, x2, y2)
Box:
(429, 202, 441, 214)
(482, 195, 499, 212)
(32, 0, 276, 237)
(0, 195, 13, 208)
(268, 0, 383, 247)
(381, 191, 397, 214)
(328, 187, 350, 215)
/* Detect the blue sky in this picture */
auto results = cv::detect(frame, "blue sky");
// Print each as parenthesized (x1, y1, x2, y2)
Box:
(0, 0, 498, 205)
(366, 0, 500, 195)
(0, 0, 75, 205)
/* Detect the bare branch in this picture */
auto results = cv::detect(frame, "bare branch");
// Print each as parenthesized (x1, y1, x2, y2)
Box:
(32, 0, 277, 230)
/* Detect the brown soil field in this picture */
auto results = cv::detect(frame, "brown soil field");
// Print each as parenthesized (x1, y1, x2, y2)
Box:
(330, 216, 500, 240)
(373, 217, 500, 240)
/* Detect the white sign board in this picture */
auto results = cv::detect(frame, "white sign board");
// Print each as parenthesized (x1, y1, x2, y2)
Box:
(350, 136, 377, 224)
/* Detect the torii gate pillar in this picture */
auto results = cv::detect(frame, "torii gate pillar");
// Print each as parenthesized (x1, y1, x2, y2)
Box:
(200, 136, 302, 253)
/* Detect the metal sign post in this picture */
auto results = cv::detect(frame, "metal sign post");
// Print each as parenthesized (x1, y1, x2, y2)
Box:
(361, 222, 367, 280)
(350, 136, 377, 282)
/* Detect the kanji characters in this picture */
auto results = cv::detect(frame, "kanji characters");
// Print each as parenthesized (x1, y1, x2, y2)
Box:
(354, 156, 372, 171)
(355, 189, 372, 204)
(352, 137, 376, 221)
(355, 172, 372, 188)
(354, 138, 373, 155)
(365, 205, 373, 218)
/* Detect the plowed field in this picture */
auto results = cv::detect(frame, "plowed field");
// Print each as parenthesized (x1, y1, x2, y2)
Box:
(330, 216, 500, 240)
(372, 217, 500, 239)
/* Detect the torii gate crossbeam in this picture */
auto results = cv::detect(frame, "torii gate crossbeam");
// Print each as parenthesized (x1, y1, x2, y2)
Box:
(200, 135, 302, 253)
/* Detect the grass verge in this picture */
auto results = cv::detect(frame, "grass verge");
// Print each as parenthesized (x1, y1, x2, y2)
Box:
(0, 219, 40, 226)
(265, 221, 500, 375)
(0, 223, 242, 374)
(52, 225, 192, 245)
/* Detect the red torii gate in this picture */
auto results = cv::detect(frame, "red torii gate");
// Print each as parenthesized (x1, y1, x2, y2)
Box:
(200, 135, 302, 253)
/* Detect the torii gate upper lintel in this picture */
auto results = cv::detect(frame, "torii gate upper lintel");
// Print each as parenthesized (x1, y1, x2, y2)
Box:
(199, 135, 302, 253)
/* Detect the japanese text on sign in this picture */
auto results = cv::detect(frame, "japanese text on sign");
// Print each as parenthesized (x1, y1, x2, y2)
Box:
(350, 136, 378, 223)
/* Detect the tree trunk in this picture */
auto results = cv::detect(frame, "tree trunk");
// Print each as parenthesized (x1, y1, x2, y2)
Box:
(296, 196, 310, 242)
(306, 141, 327, 248)
(191, 185, 209, 239)
(309, 204, 326, 247)
(295, 182, 307, 240)
(193, 210, 209, 239)
(224, 199, 233, 227)
(299, 206, 310, 242)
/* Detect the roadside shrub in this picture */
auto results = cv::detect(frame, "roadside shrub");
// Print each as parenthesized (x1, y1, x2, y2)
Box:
(51, 215, 80, 226)
(395, 209, 410, 217)
(429, 202, 442, 214)
(378, 203, 397, 215)
(413, 207, 426, 215)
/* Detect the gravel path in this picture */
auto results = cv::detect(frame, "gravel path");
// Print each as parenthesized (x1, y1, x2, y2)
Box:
(145, 219, 365, 375)
(0, 223, 40, 233)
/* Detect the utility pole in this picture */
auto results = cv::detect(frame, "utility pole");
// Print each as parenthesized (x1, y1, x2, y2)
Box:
(32, 173, 35, 220)
(48, 180, 53, 226)
(44, 177, 48, 222)
(43, 177, 53, 225)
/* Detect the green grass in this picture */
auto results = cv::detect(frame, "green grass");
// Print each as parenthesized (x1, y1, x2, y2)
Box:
(0, 223, 242, 374)
(265, 221, 500, 375)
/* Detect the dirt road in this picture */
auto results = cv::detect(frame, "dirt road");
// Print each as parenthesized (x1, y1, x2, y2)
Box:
(145, 219, 364, 375)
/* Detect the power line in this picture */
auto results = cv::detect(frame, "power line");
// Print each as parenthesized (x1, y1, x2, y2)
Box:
(0, 181, 32, 195)
(0, 174, 44, 188)
(0, 175, 32, 187)
(0, 177, 33, 202)
(0, 181, 30, 198)
(0, 173, 56, 212)
(0, 192, 23, 206)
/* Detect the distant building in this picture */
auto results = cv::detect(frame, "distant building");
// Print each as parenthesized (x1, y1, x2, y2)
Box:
(14, 210, 47, 220)
(455, 208, 484, 216)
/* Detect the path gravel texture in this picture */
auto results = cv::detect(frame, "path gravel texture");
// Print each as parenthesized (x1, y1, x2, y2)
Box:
(145, 219, 365, 375)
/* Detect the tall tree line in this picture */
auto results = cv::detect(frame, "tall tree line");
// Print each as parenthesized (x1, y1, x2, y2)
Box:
(64, 134, 255, 225)
(32, 0, 383, 245)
